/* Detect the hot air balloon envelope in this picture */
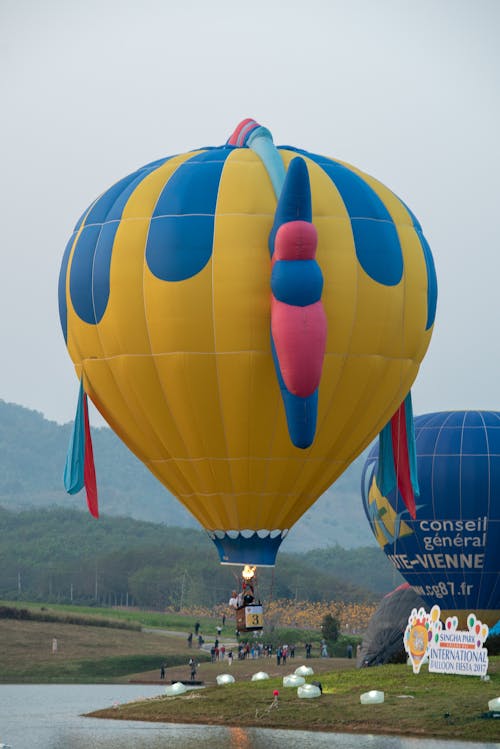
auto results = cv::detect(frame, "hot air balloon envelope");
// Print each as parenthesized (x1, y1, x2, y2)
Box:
(59, 120, 437, 566)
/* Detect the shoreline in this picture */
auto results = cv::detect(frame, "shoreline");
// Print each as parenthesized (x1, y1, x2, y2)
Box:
(85, 709, 440, 741)
(83, 660, 500, 744)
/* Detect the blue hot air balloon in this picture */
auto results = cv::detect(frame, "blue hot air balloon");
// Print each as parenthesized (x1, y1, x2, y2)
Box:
(362, 411, 500, 627)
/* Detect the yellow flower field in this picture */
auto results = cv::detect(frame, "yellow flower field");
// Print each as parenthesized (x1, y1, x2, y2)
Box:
(175, 599, 377, 633)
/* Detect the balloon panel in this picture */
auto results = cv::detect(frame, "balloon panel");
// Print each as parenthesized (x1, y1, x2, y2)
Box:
(60, 128, 436, 564)
(363, 411, 500, 624)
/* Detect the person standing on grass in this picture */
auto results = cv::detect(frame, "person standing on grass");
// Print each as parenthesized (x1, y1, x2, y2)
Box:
(189, 657, 197, 681)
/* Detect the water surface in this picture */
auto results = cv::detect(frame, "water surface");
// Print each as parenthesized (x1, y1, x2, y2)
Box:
(0, 685, 496, 749)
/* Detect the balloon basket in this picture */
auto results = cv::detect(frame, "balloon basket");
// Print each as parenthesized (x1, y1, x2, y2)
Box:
(236, 604, 264, 632)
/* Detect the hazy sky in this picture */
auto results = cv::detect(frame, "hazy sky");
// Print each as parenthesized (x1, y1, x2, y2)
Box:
(1, 0, 499, 426)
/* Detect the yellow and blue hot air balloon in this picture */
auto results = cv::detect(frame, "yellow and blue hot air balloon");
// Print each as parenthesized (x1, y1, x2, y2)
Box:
(59, 119, 437, 567)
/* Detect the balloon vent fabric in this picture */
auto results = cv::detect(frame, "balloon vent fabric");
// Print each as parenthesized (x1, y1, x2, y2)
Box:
(63, 380, 99, 518)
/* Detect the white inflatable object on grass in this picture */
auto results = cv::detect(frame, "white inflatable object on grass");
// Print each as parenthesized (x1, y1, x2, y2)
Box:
(283, 674, 305, 687)
(360, 690, 385, 704)
(297, 683, 321, 699)
(165, 682, 187, 696)
(217, 674, 235, 685)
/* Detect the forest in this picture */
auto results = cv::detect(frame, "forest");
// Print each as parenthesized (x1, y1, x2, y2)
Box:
(0, 398, 398, 610)
(0, 506, 402, 610)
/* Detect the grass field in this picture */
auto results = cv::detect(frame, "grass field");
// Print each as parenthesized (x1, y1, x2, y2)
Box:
(1, 601, 499, 742)
(0, 617, 202, 682)
(0, 599, 216, 633)
(90, 658, 500, 742)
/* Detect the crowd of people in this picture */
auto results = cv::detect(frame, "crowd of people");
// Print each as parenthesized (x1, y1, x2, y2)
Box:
(205, 639, 300, 663)
(160, 583, 369, 683)
(159, 605, 363, 683)
(185, 614, 305, 666)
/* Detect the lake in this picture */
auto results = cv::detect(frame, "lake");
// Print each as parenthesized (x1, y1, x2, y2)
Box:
(0, 685, 497, 749)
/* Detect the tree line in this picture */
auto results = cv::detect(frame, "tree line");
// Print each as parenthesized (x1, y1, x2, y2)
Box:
(0, 506, 400, 610)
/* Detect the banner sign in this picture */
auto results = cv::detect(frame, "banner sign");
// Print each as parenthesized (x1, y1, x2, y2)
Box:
(235, 604, 264, 632)
(245, 604, 263, 629)
(404, 605, 489, 676)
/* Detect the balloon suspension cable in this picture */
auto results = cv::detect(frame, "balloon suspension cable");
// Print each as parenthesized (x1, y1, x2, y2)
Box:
(394, 408, 401, 572)
(268, 567, 275, 605)
(232, 569, 241, 587)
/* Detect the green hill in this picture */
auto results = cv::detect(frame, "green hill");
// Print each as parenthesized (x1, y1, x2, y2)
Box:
(0, 506, 402, 607)
(0, 399, 376, 550)
(0, 399, 193, 527)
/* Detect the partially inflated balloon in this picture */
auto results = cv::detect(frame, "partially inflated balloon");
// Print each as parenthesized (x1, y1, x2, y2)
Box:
(59, 119, 437, 565)
(362, 411, 500, 626)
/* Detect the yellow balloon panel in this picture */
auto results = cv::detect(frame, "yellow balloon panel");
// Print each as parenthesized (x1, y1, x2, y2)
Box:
(145, 264, 215, 354)
(212, 352, 282, 460)
(212, 215, 272, 352)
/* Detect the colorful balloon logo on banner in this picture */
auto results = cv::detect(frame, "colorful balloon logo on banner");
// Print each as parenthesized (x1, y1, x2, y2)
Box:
(59, 119, 437, 566)
(362, 410, 500, 626)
